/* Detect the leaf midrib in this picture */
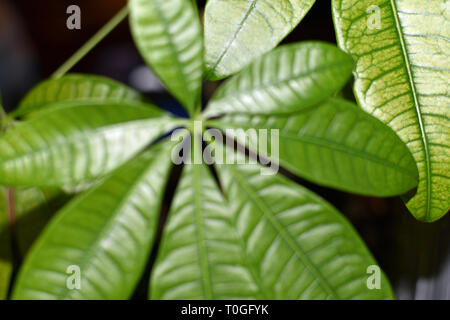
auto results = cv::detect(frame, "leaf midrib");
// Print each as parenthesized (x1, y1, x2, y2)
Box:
(192, 164, 213, 299)
(389, 0, 432, 219)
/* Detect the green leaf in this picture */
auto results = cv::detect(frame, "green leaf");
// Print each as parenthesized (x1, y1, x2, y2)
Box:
(0, 186, 64, 300)
(0, 93, 12, 134)
(12, 141, 175, 300)
(209, 98, 418, 197)
(204, 0, 317, 80)
(0, 189, 13, 300)
(129, 0, 203, 115)
(151, 145, 394, 299)
(0, 101, 178, 187)
(150, 147, 234, 299)
(13, 188, 68, 256)
(15, 74, 142, 117)
(332, 0, 450, 221)
(0, 91, 5, 118)
(204, 42, 354, 117)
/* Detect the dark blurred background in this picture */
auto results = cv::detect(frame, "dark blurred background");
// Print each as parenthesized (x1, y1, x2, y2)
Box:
(0, 0, 449, 299)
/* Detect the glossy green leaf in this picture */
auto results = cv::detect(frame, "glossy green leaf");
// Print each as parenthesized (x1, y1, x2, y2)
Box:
(151, 144, 394, 299)
(1, 91, 66, 299)
(15, 74, 142, 117)
(129, 0, 203, 115)
(332, 0, 450, 221)
(209, 98, 418, 196)
(12, 141, 174, 300)
(0, 101, 178, 187)
(205, 42, 354, 117)
(204, 0, 317, 80)
(150, 146, 235, 299)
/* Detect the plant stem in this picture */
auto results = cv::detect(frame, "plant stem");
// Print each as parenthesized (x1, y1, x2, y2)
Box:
(6, 188, 16, 227)
(52, 6, 129, 79)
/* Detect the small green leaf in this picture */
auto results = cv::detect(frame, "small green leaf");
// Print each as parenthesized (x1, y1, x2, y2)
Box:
(332, 0, 450, 221)
(12, 141, 175, 300)
(204, 0, 317, 80)
(15, 74, 142, 117)
(151, 143, 394, 299)
(0, 101, 178, 187)
(205, 42, 354, 117)
(210, 98, 418, 196)
(129, 0, 203, 115)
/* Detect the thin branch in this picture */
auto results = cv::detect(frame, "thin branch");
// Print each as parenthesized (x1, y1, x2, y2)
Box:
(6, 187, 16, 227)
(52, 5, 129, 79)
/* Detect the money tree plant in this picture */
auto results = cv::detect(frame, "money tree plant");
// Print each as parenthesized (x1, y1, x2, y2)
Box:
(0, 0, 447, 300)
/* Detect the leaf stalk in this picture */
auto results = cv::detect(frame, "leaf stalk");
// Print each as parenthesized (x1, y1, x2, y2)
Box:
(52, 6, 129, 78)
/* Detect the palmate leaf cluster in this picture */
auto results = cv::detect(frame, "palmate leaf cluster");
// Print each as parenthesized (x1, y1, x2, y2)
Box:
(0, 0, 447, 300)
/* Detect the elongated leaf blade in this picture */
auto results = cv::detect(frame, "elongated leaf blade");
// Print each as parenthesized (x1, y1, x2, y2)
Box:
(210, 98, 418, 196)
(151, 145, 394, 299)
(129, 0, 203, 115)
(205, 0, 316, 80)
(12, 141, 174, 300)
(0, 101, 177, 187)
(217, 158, 394, 299)
(205, 42, 354, 117)
(15, 74, 142, 117)
(218, 158, 394, 299)
(332, 0, 450, 221)
(151, 152, 257, 299)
